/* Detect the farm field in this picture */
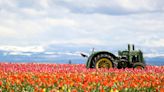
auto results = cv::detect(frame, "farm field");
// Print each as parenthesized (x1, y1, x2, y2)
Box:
(0, 63, 164, 92)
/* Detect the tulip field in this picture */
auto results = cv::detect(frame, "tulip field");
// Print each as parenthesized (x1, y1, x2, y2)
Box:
(0, 63, 163, 92)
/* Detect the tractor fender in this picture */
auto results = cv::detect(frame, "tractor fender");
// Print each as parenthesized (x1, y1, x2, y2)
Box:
(86, 51, 117, 68)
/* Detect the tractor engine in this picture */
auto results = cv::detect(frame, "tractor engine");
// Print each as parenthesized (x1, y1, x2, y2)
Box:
(118, 44, 145, 68)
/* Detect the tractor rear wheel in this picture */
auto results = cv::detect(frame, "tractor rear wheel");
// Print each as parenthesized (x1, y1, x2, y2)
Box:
(94, 54, 114, 69)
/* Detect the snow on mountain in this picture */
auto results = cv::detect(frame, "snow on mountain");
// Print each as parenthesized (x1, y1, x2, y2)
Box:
(0, 45, 44, 52)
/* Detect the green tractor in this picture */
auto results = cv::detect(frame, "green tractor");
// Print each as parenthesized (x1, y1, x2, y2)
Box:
(81, 44, 146, 69)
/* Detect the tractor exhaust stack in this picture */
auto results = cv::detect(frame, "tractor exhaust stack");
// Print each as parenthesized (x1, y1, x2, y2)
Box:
(132, 44, 135, 50)
(128, 44, 130, 51)
(128, 44, 135, 51)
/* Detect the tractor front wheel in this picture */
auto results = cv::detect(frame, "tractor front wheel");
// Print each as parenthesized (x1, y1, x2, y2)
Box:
(133, 63, 145, 69)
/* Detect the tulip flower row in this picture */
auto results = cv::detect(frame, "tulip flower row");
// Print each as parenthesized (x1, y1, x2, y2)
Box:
(0, 63, 163, 92)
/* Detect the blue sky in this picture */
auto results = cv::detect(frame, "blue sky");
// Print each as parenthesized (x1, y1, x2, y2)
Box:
(0, 0, 164, 58)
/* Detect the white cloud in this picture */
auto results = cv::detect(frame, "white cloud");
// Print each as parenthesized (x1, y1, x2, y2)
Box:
(0, 26, 17, 37)
(118, 0, 162, 11)
(143, 39, 164, 47)
(54, 0, 164, 14)
(39, 0, 49, 9)
(8, 52, 32, 56)
(144, 53, 164, 58)
(20, 8, 46, 16)
(44, 18, 78, 27)
(0, 0, 16, 8)
(49, 38, 106, 46)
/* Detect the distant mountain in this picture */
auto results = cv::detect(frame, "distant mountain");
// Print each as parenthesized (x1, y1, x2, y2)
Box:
(0, 50, 85, 64)
(0, 50, 164, 66)
(0, 45, 164, 66)
(145, 57, 164, 66)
